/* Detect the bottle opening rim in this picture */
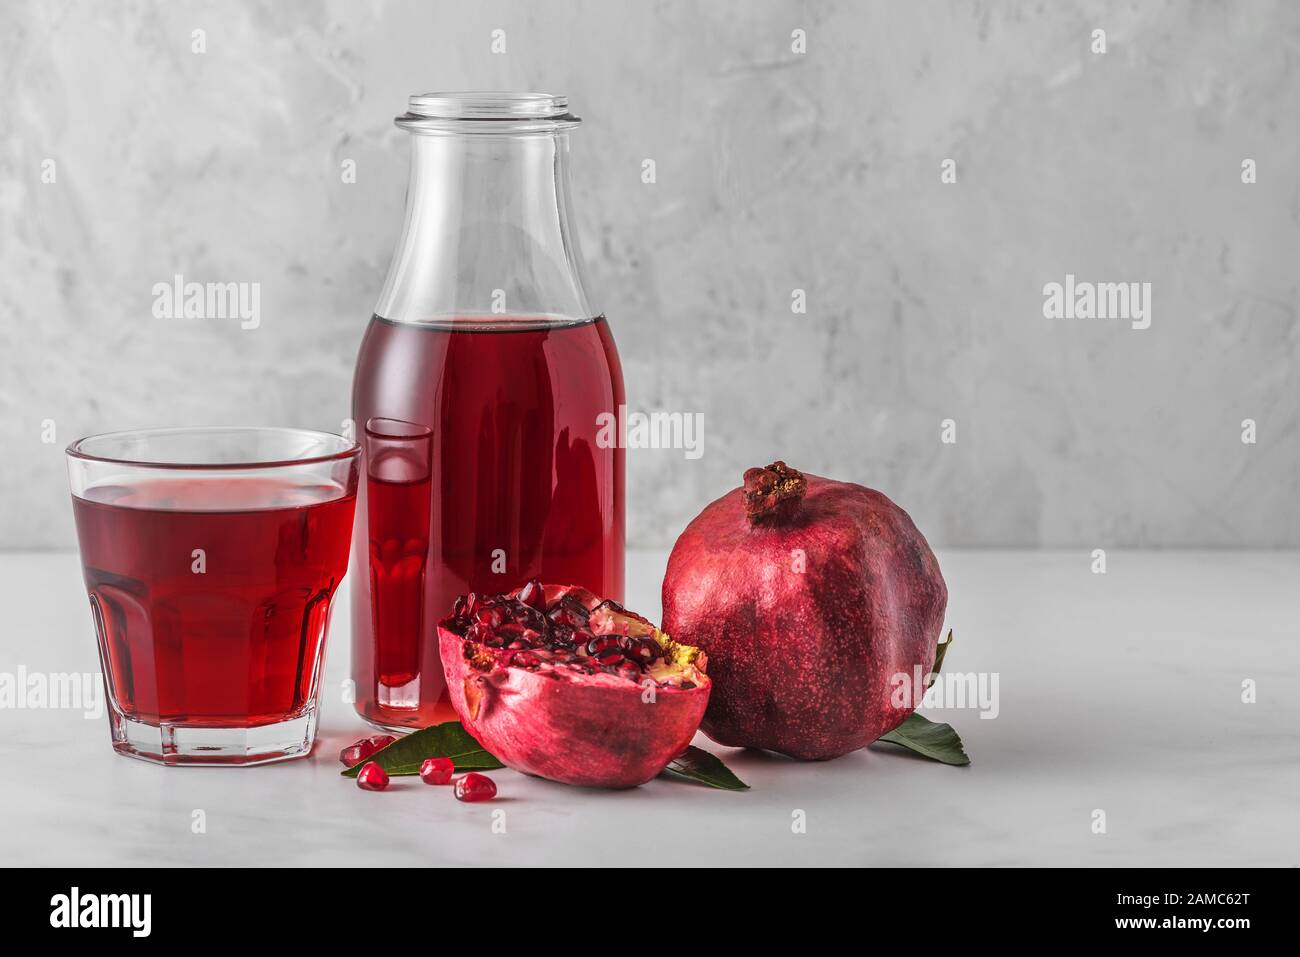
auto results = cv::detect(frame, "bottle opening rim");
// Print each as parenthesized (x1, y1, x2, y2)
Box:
(398, 92, 580, 131)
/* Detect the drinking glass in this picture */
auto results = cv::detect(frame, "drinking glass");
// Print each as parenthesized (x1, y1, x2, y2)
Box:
(67, 427, 360, 766)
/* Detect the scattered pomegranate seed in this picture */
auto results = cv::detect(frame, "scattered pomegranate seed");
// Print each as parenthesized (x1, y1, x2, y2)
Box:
(453, 772, 497, 802)
(356, 761, 390, 791)
(339, 733, 396, 767)
(419, 757, 455, 786)
(339, 742, 370, 767)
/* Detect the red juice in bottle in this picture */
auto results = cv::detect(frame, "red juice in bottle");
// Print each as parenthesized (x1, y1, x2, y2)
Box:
(363, 417, 432, 701)
(351, 316, 625, 729)
(368, 472, 430, 689)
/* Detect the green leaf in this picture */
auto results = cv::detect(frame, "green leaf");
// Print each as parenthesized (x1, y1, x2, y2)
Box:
(926, 629, 953, 689)
(876, 712, 970, 766)
(660, 745, 750, 790)
(341, 721, 505, 777)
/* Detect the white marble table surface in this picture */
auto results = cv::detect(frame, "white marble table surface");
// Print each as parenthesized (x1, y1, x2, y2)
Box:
(2, 548, 1297, 867)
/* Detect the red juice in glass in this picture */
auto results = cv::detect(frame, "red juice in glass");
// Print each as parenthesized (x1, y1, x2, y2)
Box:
(73, 478, 354, 726)
(351, 316, 625, 729)
(67, 427, 359, 765)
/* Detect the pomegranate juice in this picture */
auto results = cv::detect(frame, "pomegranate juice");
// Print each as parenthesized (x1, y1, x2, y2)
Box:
(351, 316, 625, 729)
(72, 477, 355, 727)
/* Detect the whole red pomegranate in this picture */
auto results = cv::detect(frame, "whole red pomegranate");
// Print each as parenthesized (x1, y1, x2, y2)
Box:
(438, 583, 710, 788)
(662, 462, 947, 760)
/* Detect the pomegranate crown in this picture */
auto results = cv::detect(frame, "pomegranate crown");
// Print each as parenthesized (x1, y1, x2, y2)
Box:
(742, 461, 807, 524)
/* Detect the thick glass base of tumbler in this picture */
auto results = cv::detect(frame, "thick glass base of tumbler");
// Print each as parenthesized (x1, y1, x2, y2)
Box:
(108, 708, 318, 766)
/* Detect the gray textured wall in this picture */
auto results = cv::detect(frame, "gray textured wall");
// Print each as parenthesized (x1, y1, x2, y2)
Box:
(2, 0, 1298, 549)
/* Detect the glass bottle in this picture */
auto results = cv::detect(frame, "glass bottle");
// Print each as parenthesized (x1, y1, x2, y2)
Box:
(351, 93, 625, 730)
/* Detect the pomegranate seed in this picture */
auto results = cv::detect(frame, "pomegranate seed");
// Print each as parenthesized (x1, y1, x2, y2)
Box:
(623, 637, 661, 664)
(474, 604, 505, 629)
(593, 647, 624, 666)
(548, 623, 577, 648)
(615, 660, 642, 682)
(516, 605, 547, 633)
(356, 761, 390, 791)
(518, 579, 546, 610)
(510, 650, 541, 668)
(339, 742, 371, 767)
(547, 597, 590, 628)
(419, 757, 455, 786)
(453, 772, 497, 802)
(467, 621, 493, 644)
(586, 635, 619, 656)
(339, 733, 395, 767)
(497, 622, 526, 642)
(452, 595, 467, 618)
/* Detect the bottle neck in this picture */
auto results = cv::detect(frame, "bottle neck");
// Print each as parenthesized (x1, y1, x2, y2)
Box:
(374, 131, 594, 325)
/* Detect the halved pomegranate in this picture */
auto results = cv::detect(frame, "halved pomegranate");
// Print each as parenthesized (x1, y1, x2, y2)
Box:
(438, 583, 710, 789)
